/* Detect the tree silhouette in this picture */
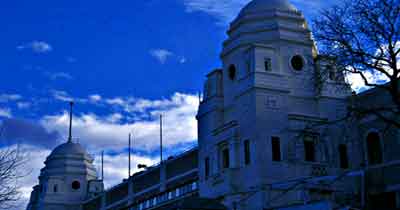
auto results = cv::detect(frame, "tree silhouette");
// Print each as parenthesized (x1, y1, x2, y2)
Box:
(0, 125, 26, 209)
(313, 0, 400, 128)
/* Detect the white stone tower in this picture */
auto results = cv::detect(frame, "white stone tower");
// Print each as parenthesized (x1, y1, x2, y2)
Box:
(27, 103, 103, 210)
(197, 0, 351, 209)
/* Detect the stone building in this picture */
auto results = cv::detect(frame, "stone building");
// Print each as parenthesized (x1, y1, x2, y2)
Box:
(26, 0, 400, 209)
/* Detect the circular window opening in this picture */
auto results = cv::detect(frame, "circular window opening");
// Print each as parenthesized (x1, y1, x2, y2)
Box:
(72, 181, 80, 190)
(228, 65, 236, 80)
(291, 55, 304, 71)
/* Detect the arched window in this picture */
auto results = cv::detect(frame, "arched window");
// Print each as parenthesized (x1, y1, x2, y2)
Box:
(222, 148, 230, 168)
(264, 58, 272, 72)
(366, 132, 383, 165)
(338, 144, 349, 169)
(204, 157, 210, 179)
(271, 137, 281, 162)
(327, 65, 336, 80)
(244, 140, 251, 165)
(53, 184, 58, 193)
(228, 64, 236, 80)
(304, 134, 317, 162)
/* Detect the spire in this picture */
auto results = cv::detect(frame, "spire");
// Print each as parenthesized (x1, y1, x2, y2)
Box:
(68, 101, 74, 143)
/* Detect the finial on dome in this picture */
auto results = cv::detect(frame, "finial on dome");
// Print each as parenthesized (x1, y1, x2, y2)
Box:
(68, 101, 74, 143)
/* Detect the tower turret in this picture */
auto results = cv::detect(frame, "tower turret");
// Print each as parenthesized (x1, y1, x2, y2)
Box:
(27, 103, 104, 210)
(197, 1, 351, 209)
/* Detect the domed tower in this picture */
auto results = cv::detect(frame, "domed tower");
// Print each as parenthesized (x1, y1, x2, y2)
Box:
(27, 103, 104, 210)
(221, 0, 317, 105)
(197, 0, 350, 209)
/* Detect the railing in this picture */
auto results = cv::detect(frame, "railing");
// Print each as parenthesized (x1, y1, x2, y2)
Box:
(102, 146, 198, 192)
(132, 181, 198, 210)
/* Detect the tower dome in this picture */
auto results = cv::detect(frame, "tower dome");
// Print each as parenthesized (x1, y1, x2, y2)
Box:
(222, 0, 312, 57)
(40, 141, 97, 178)
(27, 102, 103, 210)
(239, 0, 297, 16)
(50, 141, 88, 157)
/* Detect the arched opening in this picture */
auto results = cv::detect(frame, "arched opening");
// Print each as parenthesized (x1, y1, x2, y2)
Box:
(222, 148, 230, 168)
(327, 65, 336, 80)
(228, 64, 236, 80)
(53, 184, 58, 193)
(366, 132, 383, 165)
(244, 139, 251, 165)
(338, 144, 349, 169)
(204, 157, 210, 179)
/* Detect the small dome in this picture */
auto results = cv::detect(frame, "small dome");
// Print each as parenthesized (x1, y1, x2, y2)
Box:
(50, 142, 88, 156)
(41, 142, 97, 178)
(239, 0, 297, 16)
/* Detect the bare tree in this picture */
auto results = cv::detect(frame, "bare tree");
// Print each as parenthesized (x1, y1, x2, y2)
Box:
(0, 124, 26, 209)
(312, 0, 400, 128)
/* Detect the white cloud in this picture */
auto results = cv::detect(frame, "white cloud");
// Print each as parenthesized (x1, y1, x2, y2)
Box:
(105, 113, 123, 123)
(89, 94, 102, 103)
(0, 108, 12, 118)
(94, 153, 158, 189)
(149, 49, 174, 64)
(65, 56, 77, 63)
(51, 90, 74, 102)
(50, 90, 88, 104)
(345, 71, 390, 93)
(41, 93, 199, 152)
(17, 41, 53, 54)
(179, 56, 187, 64)
(183, 0, 247, 24)
(0, 94, 22, 103)
(17, 102, 31, 109)
(182, 0, 324, 25)
(105, 97, 125, 106)
(345, 42, 399, 92)
(22, 65, 43, 71)
(45, 72, 73, 81)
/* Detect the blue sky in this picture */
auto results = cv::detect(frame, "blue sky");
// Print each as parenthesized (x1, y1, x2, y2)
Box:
(0, 0, 347, 208)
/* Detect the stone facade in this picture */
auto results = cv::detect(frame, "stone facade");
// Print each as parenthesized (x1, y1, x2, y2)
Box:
(198, 0, 351, 209)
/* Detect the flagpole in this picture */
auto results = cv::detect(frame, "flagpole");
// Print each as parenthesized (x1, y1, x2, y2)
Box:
(128, 133, 131, 177)
(160, 115, 163, 164)
(68, 101, 74, 143)
(101, 151, 104, 181)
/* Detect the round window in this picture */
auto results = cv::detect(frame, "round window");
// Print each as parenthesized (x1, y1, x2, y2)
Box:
(228, 64, 236, 80)
(291, 55, 304, 71)
(71, 181, 80, 190)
